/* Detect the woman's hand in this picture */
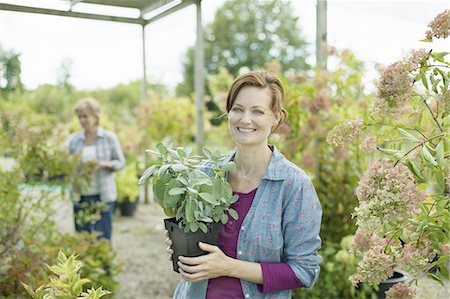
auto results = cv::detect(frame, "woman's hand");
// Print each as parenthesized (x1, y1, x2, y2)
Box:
(177, 242, 236, 282)
(164, 230, 174, 260)
(94, 161, 113, 172)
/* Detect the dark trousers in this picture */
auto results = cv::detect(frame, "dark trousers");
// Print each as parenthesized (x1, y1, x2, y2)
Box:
(73, 194, 114, 241)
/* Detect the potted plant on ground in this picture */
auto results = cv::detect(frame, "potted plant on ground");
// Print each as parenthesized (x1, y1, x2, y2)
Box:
(138, 143, 238, 272)
(116, 163, 140, 217)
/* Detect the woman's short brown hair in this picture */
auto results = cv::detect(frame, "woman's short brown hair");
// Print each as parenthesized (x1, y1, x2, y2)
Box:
(226, 70, 288, 129)
(75, 97, 100, 124)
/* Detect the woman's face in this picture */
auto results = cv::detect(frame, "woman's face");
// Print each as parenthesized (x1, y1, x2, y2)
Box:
(228, 86, 280, 147)
(77, 109, 97, 131)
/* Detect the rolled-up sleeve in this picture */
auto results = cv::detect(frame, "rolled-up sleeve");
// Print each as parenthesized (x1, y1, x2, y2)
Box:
(109, 133, 125, 171)
(282, 174, 322, 288)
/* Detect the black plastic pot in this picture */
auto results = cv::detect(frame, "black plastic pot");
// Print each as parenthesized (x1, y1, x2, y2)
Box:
(377, 270, 409, 299)
(164, 217, 222, 273)
(118, 196, 139, 216)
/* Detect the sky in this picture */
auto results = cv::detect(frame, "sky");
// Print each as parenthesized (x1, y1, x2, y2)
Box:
(0, 0, 448, 90)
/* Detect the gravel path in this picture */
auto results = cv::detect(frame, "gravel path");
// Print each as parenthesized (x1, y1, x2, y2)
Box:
(112, 202, 180, 299)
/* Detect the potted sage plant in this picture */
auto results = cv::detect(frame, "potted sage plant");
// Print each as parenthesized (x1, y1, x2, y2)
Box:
(139, 143, 238, 272)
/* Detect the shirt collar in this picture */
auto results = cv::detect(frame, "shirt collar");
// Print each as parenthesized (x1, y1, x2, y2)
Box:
(81, 127, 105, 140)
(221, 145, 288, 181)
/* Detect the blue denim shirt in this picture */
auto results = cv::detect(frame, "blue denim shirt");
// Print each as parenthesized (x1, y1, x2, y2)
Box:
(66, 127, 125, 202)
(173, 146, 322, 298)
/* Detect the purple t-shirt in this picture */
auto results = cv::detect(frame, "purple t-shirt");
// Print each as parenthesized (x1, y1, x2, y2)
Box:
(206, 188, 303, 298)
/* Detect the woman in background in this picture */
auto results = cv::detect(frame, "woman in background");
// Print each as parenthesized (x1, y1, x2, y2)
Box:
(66, 97, 125, 241)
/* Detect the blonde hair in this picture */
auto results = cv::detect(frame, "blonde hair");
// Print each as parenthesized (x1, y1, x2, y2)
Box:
(226, 70, 288, 129)
(75, 97, 100, 124)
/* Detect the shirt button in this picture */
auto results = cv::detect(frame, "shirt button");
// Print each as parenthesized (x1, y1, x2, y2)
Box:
(238, 250, 243, 256)
(241, 226, 245, 231)
(245, 294, 250, 298)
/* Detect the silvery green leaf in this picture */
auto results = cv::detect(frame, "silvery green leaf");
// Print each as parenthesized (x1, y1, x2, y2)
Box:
(177, 176, 188, 185)
(138, 165, 157, 185)
(199, 222, 208, 233)
(189, 222, 199, 232)
(186, 187, 199, 194)
(199, 192, 218, 204)
(228, 208, 238, 220)
(397, 128, 419, 142)
(172, 164, 189, 172)
(168, 187, 186, 196)
(422, 146, 438, 166)
(221, 162, 237, 172)
(199, 216, 213, 223)
(158, 164, 171, 177)
(202, 148, 212, 159)
(436, 141, 445, 166)
(221, 213, 229, 224)
(185, 199, 195, 223)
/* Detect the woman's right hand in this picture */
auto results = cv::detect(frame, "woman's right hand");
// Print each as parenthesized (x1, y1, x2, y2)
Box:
(165, 230, 174, 260)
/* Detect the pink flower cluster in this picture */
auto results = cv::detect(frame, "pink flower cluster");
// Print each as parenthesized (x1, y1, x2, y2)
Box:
(326, 118, 363, 146)
(425, 9, 450, 41)
(376, 61, 414, 107)
(355, 159, 426, 230)
(376, 49, 429, 109)
(349, 245, 395, 286)
(385, 282, 416, 299)
(351, 228, 387, 254)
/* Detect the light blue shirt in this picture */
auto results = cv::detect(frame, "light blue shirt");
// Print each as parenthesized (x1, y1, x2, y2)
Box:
(173, 145, 322, 298)
(66, 127, 125, 202)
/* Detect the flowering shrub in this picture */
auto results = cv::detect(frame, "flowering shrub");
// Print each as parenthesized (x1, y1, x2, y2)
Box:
(328, 10, 450, 297)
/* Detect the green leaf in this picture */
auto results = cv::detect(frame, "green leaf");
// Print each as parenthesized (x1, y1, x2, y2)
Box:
(427, 273, 444, 286)
(407, 160, 426, 181)
(138, 165, 157, 185)
(168, 187, 186, 196)
(221, 213, 229, 224)
(228, 208, 238, 220)
(202, 147, 212, 159)
(221, 162, 237, 172)
(185, 199, 196, 223)
(398, 128, 419, 142)
(163, 179, 183, 208)
(432, 78, 442, 93)
(172, 164, 189, 172)
(436, 171, 446, 192)
(157, 164, 171, 177)
(199, 192, 219, 204)
(198, 222, 208, 233)
(436, 141, 445, 167)
(420, 71, 429, 90)
(189, 222, 199, 232)
(422, 146, 438, 166)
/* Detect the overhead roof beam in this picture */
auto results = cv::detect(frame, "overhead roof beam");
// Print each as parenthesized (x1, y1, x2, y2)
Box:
(70, 0, 85, 10)
(0, 3, 145, 24)
(144, 0, 194, 25)
(140, 0, 175, 17)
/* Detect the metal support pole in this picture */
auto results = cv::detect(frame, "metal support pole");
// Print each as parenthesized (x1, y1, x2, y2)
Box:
(194, 0, 204, 154)
(141, 24, 148, 102)
(316, 0, 327, 71)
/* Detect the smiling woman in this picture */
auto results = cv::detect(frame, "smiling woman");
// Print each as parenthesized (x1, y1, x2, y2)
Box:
(166, 71, 322, 299)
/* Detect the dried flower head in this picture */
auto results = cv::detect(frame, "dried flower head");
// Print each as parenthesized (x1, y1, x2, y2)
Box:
(355, 159, 426, 230)
(425, 9, 450, 40)
(349, 245, 395, 286)
(327, 118, 363, 147)
(385, 282, 416, 299)
(377, 61, 414, 107)
(360, 136, 377, 153)
(398, 242, 436, 278)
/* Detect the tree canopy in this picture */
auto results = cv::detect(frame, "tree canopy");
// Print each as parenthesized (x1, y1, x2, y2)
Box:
(176, 0, 310, 96)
